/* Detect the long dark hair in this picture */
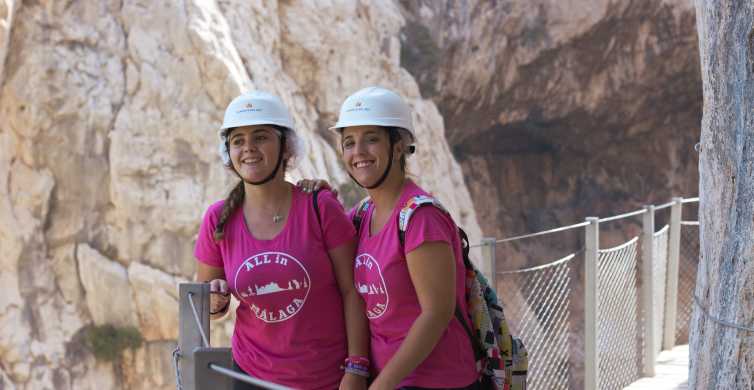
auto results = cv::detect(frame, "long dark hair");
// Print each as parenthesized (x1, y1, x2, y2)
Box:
(387, 127, 408, 172)
(213, 180, 245, 241)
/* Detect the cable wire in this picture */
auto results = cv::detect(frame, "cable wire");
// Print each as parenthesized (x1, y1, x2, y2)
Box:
(693, 295, 754, 333)
(209, 364, 293, 389)
(188, 292, 210, 347)
(468, 222, 590, 247)
(172, 347, 183, 390)
(655, 200, 675, 210)
(498, 253, 577, 275)
(598, 208, 646, 223)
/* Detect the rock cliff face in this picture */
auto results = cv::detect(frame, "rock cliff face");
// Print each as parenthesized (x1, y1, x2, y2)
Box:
(0, 0, 702, 389)
(0, 1, 480, 388)
(400, 0, 701, 263)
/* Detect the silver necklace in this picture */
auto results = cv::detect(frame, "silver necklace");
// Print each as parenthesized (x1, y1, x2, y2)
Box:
(272, 193, 286, 223)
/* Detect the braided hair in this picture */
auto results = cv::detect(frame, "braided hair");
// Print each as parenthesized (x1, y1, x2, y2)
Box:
(213, 180, 245, 241)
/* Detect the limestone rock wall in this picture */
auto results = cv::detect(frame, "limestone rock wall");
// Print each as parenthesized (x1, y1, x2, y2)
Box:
(0, 0, 704, 388)
(0, 1, 481, 388)
(401, 0, 701, 260)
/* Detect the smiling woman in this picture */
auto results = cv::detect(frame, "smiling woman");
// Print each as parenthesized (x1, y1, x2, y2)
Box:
(194, 91, 370, 390)
(227, 125, 288, 187)
(330, 87, 480, 390)
(341, 125, 413, 189)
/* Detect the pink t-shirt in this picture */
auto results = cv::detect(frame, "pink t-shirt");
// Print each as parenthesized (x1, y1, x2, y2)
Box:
(195, 187, 356, 390)
(351, 181, 478, 388)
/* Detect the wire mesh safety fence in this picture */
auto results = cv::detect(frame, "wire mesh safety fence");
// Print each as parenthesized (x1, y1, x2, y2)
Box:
(484, 198, 698, 390)
(467, 198, 700, 389)
(677, 222, 699, 344)
(652, 225, 669, 357)
(596, 237, 641, 390)
(176, 198, 700, 389)
(496, 253, 577, 390)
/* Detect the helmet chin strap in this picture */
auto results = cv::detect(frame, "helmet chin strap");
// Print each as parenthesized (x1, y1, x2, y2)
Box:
(233, 134, 287, 186)
(350, 139, 395, 190)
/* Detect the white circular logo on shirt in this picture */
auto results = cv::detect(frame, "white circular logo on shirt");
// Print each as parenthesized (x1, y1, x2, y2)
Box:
(354, 253, 389, 319)
(233, 251, 311, 323)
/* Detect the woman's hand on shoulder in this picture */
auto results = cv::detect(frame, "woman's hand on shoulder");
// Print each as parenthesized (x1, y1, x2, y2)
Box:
(296, 178, 336, 196)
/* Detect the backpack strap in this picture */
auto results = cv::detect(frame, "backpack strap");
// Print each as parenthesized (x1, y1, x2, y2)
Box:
(397, 195, 472, 269)
(397, 195, 484, 360)
(351, 196, 372, 235)
(312, 189, 324, 239)
(397, 195, 450, 245)
(455, 306, 485, 361)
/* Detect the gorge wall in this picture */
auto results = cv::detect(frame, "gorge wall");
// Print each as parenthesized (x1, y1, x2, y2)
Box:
(401, 0, 701, 265)
(0, 0, 701, 389)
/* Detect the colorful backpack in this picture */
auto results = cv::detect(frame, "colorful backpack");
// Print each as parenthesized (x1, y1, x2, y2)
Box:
(352, 195, 528, 390)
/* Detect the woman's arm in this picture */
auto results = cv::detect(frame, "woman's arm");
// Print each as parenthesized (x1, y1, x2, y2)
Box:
(196, 262, 231, 320)
(329, 240, 370, 390)
(369, 241, 457, 390)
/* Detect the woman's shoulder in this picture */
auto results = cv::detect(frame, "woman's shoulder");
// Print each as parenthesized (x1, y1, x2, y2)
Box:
(208, 199, 227, 212)
(202, 199, 227, 222)
(399, 182, 455, 225)
(295, 186, 339, 207)
(314, 188, 339, 203)
(289, 186, 345, 220)
(398, 180, 440, 209)
(402, 179, 430, 198)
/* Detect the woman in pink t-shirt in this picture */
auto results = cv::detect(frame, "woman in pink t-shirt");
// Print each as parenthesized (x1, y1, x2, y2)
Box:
(195, 91, 369, 390)
(330, 87, 480, 390)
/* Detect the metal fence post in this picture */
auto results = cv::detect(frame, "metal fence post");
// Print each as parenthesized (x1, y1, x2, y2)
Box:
(641, 205, 656, 376)
(585, 217, 599, 390)
(179, 282, 211, 390)
(480, 237, 497, 290)
(663, 197, 683, 350)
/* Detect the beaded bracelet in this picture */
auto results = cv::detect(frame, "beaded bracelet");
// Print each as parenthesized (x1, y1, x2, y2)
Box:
(345, 356, 369, 366)
(342, 357, 370, 378)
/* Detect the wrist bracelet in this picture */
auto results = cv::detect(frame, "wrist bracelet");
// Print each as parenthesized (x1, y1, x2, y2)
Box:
(344, 366, 370, 378)
(341, 356, 370, 378)
(345, 356, 370, 366)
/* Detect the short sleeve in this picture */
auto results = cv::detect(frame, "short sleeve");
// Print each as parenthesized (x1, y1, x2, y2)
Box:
(317, 190, 357, 251)
(194, 204, 224, 267)
(403, 205, 457, 254)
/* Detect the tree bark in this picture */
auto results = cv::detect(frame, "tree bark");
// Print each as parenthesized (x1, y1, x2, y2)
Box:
(690, 1, 754, 389)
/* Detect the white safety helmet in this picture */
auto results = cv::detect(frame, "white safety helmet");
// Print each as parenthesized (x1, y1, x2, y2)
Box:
(330, 86, 415, 142)
(218, 91, 297, 167)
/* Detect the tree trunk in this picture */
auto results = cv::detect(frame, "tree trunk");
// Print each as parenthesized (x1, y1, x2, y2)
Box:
(690, 1, 754, 389)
